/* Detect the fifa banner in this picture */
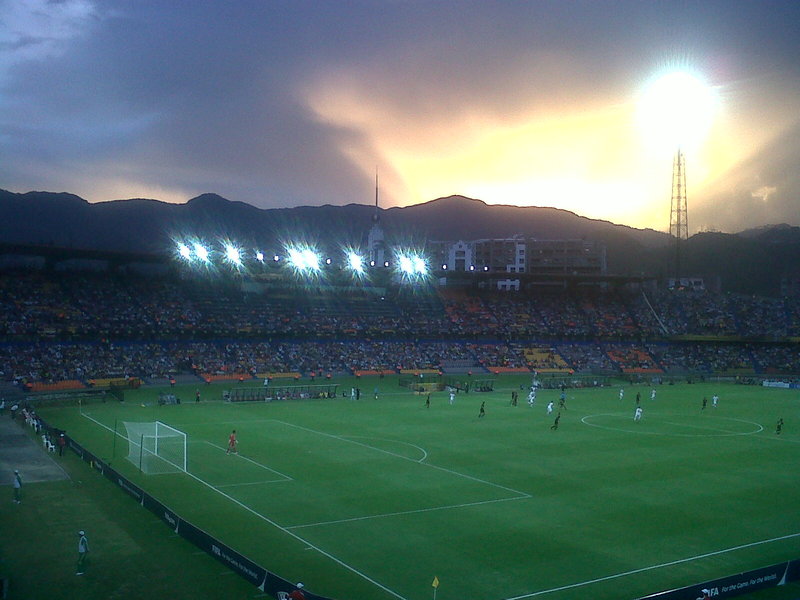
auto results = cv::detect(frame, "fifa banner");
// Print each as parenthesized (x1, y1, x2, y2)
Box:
(637, 560, 800, 600)
(53, 424, 332, 600)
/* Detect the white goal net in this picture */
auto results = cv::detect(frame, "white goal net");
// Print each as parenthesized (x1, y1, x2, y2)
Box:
(122, 421, 187, 474)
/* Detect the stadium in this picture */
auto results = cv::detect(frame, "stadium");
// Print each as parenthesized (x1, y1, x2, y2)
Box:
(1, 225, 799, 600)
(5, 0, 800, 597)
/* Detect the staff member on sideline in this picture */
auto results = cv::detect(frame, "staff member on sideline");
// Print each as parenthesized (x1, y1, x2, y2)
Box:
(76, 530, 89, 575)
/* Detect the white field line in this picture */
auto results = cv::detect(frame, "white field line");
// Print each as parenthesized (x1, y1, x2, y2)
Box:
(344, 435, 429, 463)
(661, 420, 762, 435)
(581, 413, 763, 438)
(215, 480, 289, 489)
(80, 411, 408, 600)
(270, 419, 532, 498)
(201, 441, 293, 481)
(502, 531, 800, 600)
(287, 494, 529, 530)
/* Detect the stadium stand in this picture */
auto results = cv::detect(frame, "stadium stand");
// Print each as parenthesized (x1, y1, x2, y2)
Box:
(1, 270, 799, 387)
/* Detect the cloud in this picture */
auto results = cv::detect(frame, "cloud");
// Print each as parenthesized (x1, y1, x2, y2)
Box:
(0, 0, 97, 70)
(0, 0, 799, 234)
(751, 186, 777, 203)
(692, 118, 800, 232)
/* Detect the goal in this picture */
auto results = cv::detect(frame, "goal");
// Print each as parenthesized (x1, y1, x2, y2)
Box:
(122, 421, 187, 474)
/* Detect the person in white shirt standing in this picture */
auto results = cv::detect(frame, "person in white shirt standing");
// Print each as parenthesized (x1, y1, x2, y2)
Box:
(76, 530, 89, 575)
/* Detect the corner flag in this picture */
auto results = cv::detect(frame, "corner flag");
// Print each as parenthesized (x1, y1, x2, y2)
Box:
(432, 576, 440, 589)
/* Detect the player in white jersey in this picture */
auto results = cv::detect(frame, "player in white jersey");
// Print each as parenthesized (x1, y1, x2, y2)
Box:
(527, 388, 536, 407)
(449, 389, 455, 405)
(712, 394, 719, 408)
(650, 388, 656, 401)
(634, 406, 643, 422)
(546, 400, 554, 415)
(619, 388, 625, 401)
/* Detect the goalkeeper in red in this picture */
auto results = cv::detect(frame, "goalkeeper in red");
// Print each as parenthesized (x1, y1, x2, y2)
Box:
(226, 429, 238, 454)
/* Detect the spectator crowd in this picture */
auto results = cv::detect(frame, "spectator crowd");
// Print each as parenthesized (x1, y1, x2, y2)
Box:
(1, 271, 799, 385)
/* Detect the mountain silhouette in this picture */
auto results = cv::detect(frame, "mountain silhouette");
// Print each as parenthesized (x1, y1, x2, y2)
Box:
(1, 189, 798, 294)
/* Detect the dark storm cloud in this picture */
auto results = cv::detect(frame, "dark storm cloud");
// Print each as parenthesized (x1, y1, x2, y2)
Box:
(1, 0, 799, 230)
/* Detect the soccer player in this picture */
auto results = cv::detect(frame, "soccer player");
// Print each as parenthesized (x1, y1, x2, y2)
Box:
(634, 406, 643, 422)
(478, 401, 486, 418)
(712, 394, 719, 408)
(449, 389, 455, 405)
(619, 388, 624, 401)
(702, 396, 708, 410)
(546, 400, 554, 415)
(527, 388, 536, 407)
(226, 429, 238, 454)
(776, 418, 784, 435)
(425, 394, 430, 408)
(195, 389, 200, 403)
(650, 388, 656, 401)
(635, 392, 641, 406)
(550, 412, 561, 430)
(558, 390, 567, 410)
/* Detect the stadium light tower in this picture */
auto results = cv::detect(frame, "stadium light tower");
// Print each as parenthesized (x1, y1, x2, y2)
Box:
(638, 70, 716, 284)
(669, 148, 689, 282)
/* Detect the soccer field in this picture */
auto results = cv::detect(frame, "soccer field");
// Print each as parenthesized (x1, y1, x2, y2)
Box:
(38, 376, 800, 600)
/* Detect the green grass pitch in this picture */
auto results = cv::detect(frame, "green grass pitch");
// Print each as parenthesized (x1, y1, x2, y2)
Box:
(29, 376, 800, 600)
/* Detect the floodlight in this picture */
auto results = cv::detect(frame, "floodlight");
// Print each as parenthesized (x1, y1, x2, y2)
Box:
(177, 243, 192, 260)
(273, 255, 280, 262)
(223, 244, 242, 266)
(255, 251, 264, 262)
(483, 266, 489, 272)
(398, 255, 414, 274)
(469, 265, 475, 271)
(193, 242, 210, 262)
(369, 260, 376, 267)
(302, 248, 320, 271)
(441, 264, 448, 270)
(286, 245, 320, 273)
(347, 252, 364, 274)
(325, 257, 332, 265)
(287, 247, 304, 268)
(383, 261, 390, 268)
(413, 256, 427, 275)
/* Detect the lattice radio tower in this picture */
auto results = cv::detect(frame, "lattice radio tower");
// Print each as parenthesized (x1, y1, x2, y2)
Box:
(669, 148, 689, 281)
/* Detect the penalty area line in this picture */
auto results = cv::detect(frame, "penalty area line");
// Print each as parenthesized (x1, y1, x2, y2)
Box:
(287, 494, 529, 530)
(201, 441, 293, 480)
(272, 419, 531, 498)
(503, 531, 800, 600)
(215, 479, 288, 488)
(79, 409, 408, 600)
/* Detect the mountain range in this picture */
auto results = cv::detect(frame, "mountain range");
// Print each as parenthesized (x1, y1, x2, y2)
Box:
(1, 189, 798, 295)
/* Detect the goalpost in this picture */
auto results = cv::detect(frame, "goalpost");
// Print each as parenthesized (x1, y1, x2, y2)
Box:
(122, 421, 187, 474)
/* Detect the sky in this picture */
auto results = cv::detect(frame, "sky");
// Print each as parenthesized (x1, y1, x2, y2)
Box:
(1, 0, 799, 234)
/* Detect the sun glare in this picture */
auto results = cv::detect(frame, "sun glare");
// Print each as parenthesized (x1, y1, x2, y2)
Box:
(637, 71, 718, 153)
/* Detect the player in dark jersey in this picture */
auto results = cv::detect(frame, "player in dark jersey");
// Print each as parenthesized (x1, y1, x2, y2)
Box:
(551, 412, 561, 430)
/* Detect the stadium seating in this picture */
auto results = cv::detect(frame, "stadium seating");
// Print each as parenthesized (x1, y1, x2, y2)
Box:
(2, 270, 799, 386)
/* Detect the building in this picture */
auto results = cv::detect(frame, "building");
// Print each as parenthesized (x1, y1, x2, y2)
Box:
(430, 237, 607, 290)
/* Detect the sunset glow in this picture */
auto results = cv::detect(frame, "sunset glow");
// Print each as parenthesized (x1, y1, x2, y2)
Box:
(2, 1, 799, 233)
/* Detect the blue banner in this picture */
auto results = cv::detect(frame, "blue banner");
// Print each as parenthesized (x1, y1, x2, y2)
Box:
(637, 560, 799, 600)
